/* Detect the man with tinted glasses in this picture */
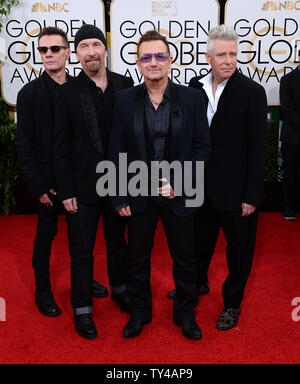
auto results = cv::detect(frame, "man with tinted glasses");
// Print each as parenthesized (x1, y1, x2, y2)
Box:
(17, 27, 71, 317)
(108, 30, 210, 340)
(54, 24, 133, 339)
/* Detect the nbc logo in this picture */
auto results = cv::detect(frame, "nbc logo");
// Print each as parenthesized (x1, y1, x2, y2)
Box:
(31, 2, 69, 12)
(262, 1, 300, 10)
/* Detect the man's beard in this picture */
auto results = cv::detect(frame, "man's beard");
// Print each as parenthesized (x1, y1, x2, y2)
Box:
(85, 57, 102, 72)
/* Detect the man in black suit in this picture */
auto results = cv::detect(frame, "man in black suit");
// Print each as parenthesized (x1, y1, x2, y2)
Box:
(280, 50, 300, 220)
(17, 27, 108, 319)
(190, 25, 267, 330)
(168, 25, 267, 330)
(54, 24, 133, 339)
(108, 30, 210, 339)
(17, 27, 72, 318)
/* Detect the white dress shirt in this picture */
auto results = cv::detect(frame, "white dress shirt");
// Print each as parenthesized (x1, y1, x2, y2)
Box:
(199, 72, 229, 126)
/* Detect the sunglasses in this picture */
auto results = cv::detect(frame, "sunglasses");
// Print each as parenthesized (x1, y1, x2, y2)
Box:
(138, 52, 170, 63)
(37, 45, 68, 54)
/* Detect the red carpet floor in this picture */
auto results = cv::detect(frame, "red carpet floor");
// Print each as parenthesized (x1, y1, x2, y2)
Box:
(0, 213, 299, 364)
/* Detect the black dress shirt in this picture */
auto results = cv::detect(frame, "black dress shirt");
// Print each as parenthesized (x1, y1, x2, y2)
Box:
(81, 70, 115, 155)
(144, 81, 171, 162)
(43, 71, 70, 110)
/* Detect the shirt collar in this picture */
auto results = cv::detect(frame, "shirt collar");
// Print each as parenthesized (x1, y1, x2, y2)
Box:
(43, 70, 63, 90)
(199, 72, 229, 89)
(143, 78, 171, 101)
(81, 68, 111, 88)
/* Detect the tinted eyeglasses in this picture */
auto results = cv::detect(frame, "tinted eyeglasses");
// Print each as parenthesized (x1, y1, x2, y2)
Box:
(37, 45, 68, 54)
(138, 52, 169, 63)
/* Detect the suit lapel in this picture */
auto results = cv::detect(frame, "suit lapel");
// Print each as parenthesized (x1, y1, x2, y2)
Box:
(133, 84, 147, 162)
(107, 69, 122, 94)
(169, 82, 182, 161)
(210, 70, 238, 129)
(79, 71, 103, 156)
(37, 72, 54, 126)
(195, 80, 209, 108)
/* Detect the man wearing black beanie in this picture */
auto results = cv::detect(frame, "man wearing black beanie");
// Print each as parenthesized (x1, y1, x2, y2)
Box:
(74, 24, 107, 51)
(53, 24, 133, 339)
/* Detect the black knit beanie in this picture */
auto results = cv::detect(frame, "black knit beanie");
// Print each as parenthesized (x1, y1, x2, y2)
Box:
(74, 24, 107, 51)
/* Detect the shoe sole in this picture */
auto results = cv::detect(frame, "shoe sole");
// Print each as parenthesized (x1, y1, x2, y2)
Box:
(123, 319, 151, 338)
(167, 289, 210, 300)
(92, 291, 109, 298)
(173, 319, 202, 340)
(36, 306, 62, 317)
(198, 288, 210, 295)
(216, 321, 239, 331)
(76, 329, 97, 340)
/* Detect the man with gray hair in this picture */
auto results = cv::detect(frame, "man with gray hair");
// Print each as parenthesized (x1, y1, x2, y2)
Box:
(279, 48, 300, 221)
(168, 25, 267, 331)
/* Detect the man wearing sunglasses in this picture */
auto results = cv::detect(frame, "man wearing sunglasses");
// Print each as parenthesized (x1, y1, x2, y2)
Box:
(17, 27, 109, 321)
(17, 27, 71, 318)
(53, 24, 133, 340)
(108, 30, 210, 340)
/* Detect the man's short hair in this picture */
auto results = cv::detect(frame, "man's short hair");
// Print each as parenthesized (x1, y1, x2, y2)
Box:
(38, 27, 69, 47)
(207, 25, 239, 54)
(137, 30, 170, 57)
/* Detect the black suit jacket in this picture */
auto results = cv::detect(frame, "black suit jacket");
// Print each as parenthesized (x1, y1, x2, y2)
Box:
(279, 67, 300, 145)
(108, 81, 211, 216)
(17, 71, 65, 199)
(189, 70, 267, 211)
(54, 69, 133, 203)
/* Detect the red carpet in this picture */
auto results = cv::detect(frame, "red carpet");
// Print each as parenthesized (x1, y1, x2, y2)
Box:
(0, 213, 299, 364)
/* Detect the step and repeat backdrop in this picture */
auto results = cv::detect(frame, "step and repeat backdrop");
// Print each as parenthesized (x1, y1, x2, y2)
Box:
(0, 0, 105, 106)
(0, 0, 299, 106)
(109, 0, 220, 85)
(225, 0, 300, 105)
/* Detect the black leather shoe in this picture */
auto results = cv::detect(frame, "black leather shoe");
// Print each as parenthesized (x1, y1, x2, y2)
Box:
(35, 291, 62, 317)
(216, 307, 241, 331)
(197, 282, 210, 295)
(283, 208, 296, 221)
(111, 291, 131, 313)
(92, 280, 109, 298)
(74, 314, 97, 340)
(167, 289, 176, 299)
(123, 313, 152, 338)
(167, 283, 210, 299)
(173, 312, 202, 340)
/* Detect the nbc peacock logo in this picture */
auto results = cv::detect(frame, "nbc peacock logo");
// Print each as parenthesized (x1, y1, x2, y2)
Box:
(31, 2, 69, 12)
(262, 1, 300, 10)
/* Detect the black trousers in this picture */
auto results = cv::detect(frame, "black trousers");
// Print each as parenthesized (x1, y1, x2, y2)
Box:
(32, 198, 60, 293)
(195, 202, 258, 308)
(127, 197, 198, 315)
(67, 199, 127, 314)
(282, 143, 300, 211)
